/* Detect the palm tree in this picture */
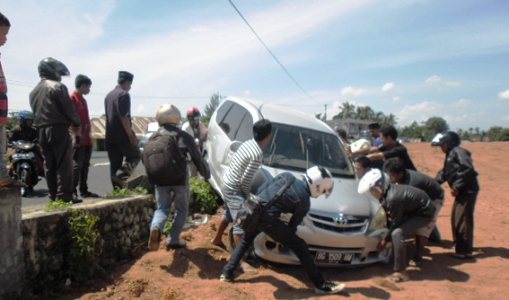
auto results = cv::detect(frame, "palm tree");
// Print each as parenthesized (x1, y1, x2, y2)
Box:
(355, 106, 375, 120)
(382, 113, 397, 126)
(333, 101, 356, 120)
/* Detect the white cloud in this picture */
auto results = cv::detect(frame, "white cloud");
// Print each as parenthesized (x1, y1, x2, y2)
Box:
(381, 82, 395, 92)
(451, 99, 473, 107)
(499, 90, 509, 99)
(341, 86, 366, 97)
(393, 96, 401, 102)
(425, 75, 442, 83)
(444, 81, 463, 87)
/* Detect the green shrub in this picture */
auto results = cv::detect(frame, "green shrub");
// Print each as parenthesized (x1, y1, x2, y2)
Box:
(67, 209, 103, 282)
(189, 177, 220, 215)
(105, 186, 148, 197)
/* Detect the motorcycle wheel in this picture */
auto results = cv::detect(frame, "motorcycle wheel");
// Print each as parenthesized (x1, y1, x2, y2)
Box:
(20, 169, 30, 197)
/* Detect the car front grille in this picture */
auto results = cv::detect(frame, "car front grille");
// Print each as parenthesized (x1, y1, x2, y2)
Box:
(308, 213, 368, 234)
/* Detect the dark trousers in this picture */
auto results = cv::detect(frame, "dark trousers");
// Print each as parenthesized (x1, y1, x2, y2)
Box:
(452, 191, 478, 255)
(73, 145, 93, 195)
(223, 219, 325, 288)
(106, 142, 141, 189)
(38, 125, 74, 201)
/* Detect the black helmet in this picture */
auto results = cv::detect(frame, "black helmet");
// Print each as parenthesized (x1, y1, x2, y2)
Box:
(431, 131, 461, 149)
(38, 57, 70, 81)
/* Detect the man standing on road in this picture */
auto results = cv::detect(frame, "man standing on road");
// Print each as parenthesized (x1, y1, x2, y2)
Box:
(147, 104, 210, 250)
(369, 123, 382, 147)
(29, 57, 82, 203)
(432, 131, 479, 259)
(211, 119, 271, 272)
(70, 74, 100, 199)
(104, 71, 141, 190)
(220, 167, 345, 295)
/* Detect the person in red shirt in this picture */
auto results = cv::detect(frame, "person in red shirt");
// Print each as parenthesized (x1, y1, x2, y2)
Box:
(0, 12, 25, 189)
(70, 74, 99, 198)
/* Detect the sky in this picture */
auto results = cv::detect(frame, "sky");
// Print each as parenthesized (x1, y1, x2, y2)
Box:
(1, 0, 509, 131)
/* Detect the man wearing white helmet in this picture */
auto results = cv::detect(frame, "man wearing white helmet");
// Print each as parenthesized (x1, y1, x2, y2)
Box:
(147, 104, 210, 251)
(220, 166, 346, 295)
(358, 169, 435, 283)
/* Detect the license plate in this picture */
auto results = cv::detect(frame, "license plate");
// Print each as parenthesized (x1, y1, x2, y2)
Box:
(315, 251, 354, 264)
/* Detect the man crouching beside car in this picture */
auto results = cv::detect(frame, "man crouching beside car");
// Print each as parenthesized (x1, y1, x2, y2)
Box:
(220, 166, 346, 295)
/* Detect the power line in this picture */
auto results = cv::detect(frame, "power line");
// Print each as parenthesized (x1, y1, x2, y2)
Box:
(227, 0, 322, 105)
(7, 80, 210, 100)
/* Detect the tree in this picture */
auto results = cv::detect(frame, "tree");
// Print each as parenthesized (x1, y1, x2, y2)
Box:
(497, 129, 509, 141)
(6, 111, 20, 131)
(202, 93, 224, 125)
(380, 113, 397, 127)
(423, 117, 449, 141)
(355, 106, 375, 120)
(487, 126, 503, 142)
(333, 102, 356, 120)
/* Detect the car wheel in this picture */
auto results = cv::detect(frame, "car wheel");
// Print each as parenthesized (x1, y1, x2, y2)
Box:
(20, 169, 30, 196)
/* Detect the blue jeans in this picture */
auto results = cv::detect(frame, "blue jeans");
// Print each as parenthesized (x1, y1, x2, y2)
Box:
(150, 185, 189, 245)
(222, 218, 325, 288)
(221, 186, 246, 235)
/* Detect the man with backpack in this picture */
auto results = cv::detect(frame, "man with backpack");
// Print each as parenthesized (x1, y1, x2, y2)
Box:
(220, 166, 346, 295)
(145, 104, 210, 251)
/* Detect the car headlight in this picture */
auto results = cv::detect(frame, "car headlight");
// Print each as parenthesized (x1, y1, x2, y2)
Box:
(368, 206, 387, 231)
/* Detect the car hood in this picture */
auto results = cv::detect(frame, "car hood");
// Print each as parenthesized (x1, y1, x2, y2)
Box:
(265, 167, 375, 217)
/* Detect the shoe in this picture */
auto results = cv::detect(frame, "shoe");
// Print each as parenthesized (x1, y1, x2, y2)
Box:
(166, 240, 187, 250)
(451, 253, 473, 259)
(220, 274, 233, 283)
(149, 228, 161, 251)
(315, 280, 346, 294)
(71, 194, 83, 204)
(111, 175, 126, 187)
(82, 191, 100, 198)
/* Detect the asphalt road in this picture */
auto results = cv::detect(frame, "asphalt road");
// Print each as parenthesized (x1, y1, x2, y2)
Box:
(20, 150, 147, 211)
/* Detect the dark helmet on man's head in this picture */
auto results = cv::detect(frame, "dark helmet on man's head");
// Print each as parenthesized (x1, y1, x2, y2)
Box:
(38, 57, 70, 81)
(19, 110, 35, 125)
(431, 131, 461, 149)
(187, 107, 201, 121)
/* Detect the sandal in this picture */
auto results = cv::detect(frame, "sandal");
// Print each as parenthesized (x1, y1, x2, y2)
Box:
(387, 272, 409, 283)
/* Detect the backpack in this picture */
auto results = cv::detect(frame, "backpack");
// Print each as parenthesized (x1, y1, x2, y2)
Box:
(142, 127, 187, 186)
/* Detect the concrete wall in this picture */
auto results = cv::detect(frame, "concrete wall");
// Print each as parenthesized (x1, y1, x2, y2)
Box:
(0, 188, 25, 300)
(2, 194, 156, 298)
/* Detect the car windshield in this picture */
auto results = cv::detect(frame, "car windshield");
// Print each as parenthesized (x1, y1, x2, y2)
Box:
(262, 123, 354, 177)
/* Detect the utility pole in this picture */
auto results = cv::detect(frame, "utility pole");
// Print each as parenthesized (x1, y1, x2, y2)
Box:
(324, 104, 327, 121)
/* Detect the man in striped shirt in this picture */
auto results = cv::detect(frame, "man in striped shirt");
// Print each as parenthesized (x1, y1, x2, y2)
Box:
(211, 119, 272, 272)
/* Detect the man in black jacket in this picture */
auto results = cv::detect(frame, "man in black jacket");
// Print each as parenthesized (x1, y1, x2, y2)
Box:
(147, 104, 210, 251)
(358, 169, 435, 282)
(383, 157, 445, 264)
(220, 167, 345, 295)
(29, 58, 82, 203)
(432, 131, 479, 259)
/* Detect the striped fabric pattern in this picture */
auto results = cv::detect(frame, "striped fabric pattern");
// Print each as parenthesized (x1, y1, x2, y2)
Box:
(223, 139, 263, 195)
(0, 55, 7, 124)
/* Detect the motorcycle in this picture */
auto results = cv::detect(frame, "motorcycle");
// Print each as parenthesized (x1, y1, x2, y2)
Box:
(10, 140, 44, 196)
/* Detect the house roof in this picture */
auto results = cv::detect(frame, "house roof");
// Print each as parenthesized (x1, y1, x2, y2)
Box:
(90, 117, 157, 139)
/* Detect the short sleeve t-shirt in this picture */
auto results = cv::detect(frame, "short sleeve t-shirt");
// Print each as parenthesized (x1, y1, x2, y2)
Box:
(379, 142, 417, 170)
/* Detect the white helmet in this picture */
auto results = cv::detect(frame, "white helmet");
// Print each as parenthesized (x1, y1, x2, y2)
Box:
(350, 138, 371, 152)
(358, 169, 389, 195)
(304, 166, 334, 198)
(156, 104, 181, 126)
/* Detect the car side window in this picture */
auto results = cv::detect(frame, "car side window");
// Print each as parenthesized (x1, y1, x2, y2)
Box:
(235, 112, 253, 142)
(220, 104, 249, 141)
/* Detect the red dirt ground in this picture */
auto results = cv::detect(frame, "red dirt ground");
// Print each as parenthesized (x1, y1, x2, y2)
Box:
(39, 142, 509, 300)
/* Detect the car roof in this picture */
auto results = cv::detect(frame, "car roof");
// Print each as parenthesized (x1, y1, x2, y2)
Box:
(225, 96, 333, 133)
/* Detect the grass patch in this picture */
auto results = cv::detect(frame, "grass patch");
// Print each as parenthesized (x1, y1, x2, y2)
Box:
(45, 199, 73, 212)
(105, 186, 149, 198)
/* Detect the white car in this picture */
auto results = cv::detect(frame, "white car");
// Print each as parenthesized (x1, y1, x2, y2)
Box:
(205, 96, 391, 266)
